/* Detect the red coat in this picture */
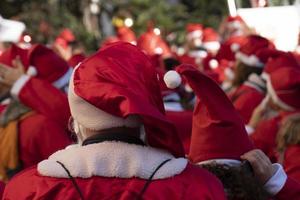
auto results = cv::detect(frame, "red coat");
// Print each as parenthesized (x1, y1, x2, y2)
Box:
(0, 181, 4, 200)
(229, 84, 265, 124)
(275, 177, 300, 200)
(3, 142, 227, 200)
(250, 112, 296, 162)
(166, 111, 193, 154)
(8, 77, 72, 168)
(282, 145, 300, 183)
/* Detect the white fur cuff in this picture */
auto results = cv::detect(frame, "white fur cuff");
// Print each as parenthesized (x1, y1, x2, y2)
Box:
(264, 163, 287, 196)
(10, 75, 31, 100)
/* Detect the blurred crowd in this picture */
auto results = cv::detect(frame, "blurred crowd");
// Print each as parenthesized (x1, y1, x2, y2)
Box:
(0, 12, 300, 200)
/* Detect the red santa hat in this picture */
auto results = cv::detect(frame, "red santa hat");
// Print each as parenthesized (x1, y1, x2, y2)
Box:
(117, 26, 137, 45)
(267, 67, 300, 111)
(55, 28, 76, 49)
(68, 42, 184, 157)
(186, 23, 203, 40)
(163, 64, 254, 164)
(226, 15, 245, 28)
(202, 28, 220, 52)
(0, 44, 29, 69)
(137, 27, 172, 58)
(235, 35, 274, 67)
(0, 15, 25, 43)
(262, 51, 299, 80)
(28, 44, 72, 88)
(100, 36, 121, 49)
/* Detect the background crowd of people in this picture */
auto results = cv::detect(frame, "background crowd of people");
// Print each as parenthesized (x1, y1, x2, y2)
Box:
(1, 1, 300, 199)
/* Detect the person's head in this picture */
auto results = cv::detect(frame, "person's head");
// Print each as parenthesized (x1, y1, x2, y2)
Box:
(68, 42, 184, 156)
(277, 114, 300, 153)
(232, 61, 263, 87)
(201, 163, 269, 200)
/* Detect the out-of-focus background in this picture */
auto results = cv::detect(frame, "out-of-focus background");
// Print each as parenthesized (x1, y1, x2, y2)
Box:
(0, 0, 298, 52)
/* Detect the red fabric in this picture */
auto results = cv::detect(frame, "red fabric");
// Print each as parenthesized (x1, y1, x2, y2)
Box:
(3, 164, 226, 200)
(68, 53, 86, 68)
(186, 23, 203, 34)
(203, 28, 219, 43)
(166, 111, 192, 154)
(55, 28, 75, 49)
(283, 145, 300, 183)
(18, 113, 72, 168)
(0, 181, 4, 200)
(175, 65, 253, 163)
(28, 44, 70, 83)
(74, 42, 184, 157)
(117, 26, 137, 44)
(100, 37, 120, 49)
(250, 112, 296, 162)
(229, 84, 265, 124)
(226, 15, 245, 23)
(238, 35, 274, 59)
(263, 51, 299, 76)
(215, 35, 247, 61)
(0, 44, 29, 68)
(275, 177, 300, 200)
(137, 29, 172, 58)
(18, 77, 71, 129)
(269, 67, 300, 109)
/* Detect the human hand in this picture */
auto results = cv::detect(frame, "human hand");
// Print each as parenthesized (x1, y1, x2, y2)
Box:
(241, 149, 276, 184)
(0, 56, 25, 86)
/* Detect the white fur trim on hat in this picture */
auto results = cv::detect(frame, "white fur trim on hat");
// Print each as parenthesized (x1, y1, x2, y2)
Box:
(68, 67, 141, 131)
(230, 43, 240, 52)
(53, 67, 73, 89)
(266, 78, 295, 111)
(209, 59, 219, 69)
(164, 70, 182, 89)
(197, 159, 241, 167)
(0, 16, 25, 43)
(236, 52, 264, 67)
(203, 42, 220, 51)
(38, 141, 188, 179)
(187, 30, 203, 40)
(26, 66, 37, 76)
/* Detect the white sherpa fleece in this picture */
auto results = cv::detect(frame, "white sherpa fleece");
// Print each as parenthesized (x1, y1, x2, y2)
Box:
(38, 141, 187, 180)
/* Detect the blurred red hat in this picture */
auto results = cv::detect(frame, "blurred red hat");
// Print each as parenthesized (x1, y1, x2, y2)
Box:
(235, 35, 274, 67)
(202, 28, 220, 52)
(55, 28, 76, 49)
(117, 26, 137, 45)
(226, 15, 245, 28)
(164, 64, 253, 164)
(267, 67, 300, 111)
(69, 42, 184, 157)
(100, 36, 121, 49)
(28, 44, 72, 87)
(262, 51, 299, 80)
(137, 27, 172, 58)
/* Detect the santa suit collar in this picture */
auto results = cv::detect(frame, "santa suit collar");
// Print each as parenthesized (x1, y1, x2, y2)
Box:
(38, 141, 187, 180)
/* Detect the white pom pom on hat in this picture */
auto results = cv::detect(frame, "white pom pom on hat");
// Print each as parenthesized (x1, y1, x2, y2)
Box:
(163, 70, 182, 89)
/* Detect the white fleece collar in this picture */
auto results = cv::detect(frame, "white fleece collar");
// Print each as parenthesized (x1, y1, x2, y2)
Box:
(38, 141, 187, 180)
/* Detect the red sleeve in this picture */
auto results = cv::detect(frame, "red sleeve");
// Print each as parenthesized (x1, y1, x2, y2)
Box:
(275, 178, 300, 200)
(250, 118, 279, 162)
(19, 114, 72, 168)
(18, 77, 71, 129)
(233, 91, 264, 124)
(0, 181, 5, 200)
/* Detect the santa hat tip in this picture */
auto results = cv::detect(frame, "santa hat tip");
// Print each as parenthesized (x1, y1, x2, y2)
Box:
(164, 70, 182, 89)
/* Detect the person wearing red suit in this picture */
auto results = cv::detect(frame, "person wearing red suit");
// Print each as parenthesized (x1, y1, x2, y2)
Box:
(0, 44, 72, 182)
(249, 67, 300, 164)
(0, 181, 4, 199)
(3, 42, 226, 200)
(163, 64, 300, 199)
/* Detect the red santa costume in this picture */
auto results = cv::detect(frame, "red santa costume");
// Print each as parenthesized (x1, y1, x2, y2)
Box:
(3, 42, 226, 200)
(0, 180, 4, 199)
(164, 64, 300, 199)
(0, 45, 72, 180)
(116, 26, 137, 45)
(250, 67, 300, 162)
